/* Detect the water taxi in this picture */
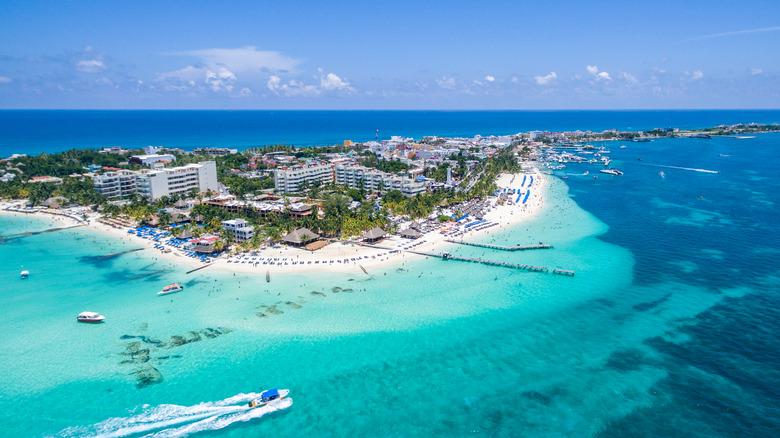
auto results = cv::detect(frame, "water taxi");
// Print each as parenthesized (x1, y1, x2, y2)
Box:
(249, 389, 290, 408)
(158, 283, 184, 296)
(20, 270, 29, 279)
(77, 312, 105, 323)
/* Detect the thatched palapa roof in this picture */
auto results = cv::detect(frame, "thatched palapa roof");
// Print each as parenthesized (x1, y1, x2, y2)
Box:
(282, 228, 319, 245)
(400, 228, 421, 239)
(362, 227, 386, 240)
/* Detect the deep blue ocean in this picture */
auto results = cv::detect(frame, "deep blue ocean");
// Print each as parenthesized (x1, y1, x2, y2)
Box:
(1, 110, 780, 157)
(0, 111, 779, 437)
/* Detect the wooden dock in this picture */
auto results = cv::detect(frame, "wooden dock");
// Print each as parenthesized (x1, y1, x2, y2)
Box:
(407, 250, 572, 276)
(444, 240, 553, 252)
(98, 248, 144, 259)
(186, 264, 211, 274)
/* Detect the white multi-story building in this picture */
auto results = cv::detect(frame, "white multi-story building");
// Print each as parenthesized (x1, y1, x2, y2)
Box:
(221, 218, 255, 243)
(274, 163, 334, 194)
(92, 161, 218, 200)
(92, 170, 138, 199)
(334, 164, 426, 197)
(136, 161, 218, 200)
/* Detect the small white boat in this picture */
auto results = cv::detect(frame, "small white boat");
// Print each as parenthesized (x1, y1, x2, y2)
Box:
(158, 283, 184, 296)
(249, 389, 290, 408)
(77, 311, 105, 323)
(600, 168, 624, 176)
(20, 270, 29, 279)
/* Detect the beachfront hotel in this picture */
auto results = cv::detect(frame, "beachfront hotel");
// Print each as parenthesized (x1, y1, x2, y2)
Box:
(334, 164, 426, 196)
(92, 161, 218, 200)
(273, 163, 334, 194)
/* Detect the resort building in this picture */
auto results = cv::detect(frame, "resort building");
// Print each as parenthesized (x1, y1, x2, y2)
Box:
(274, 163, 334, 194)
(92, 161, 218, 200)
(93, 170, 138, 199)
(334, 164, 426, 197)
(136, 162, 218, 200)
(221, 218, 255, 243)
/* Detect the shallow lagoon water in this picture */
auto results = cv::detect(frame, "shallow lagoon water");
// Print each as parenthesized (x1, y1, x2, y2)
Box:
(1, 134, 779, 437)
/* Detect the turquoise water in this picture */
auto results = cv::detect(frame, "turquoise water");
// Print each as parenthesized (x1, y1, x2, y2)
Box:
(2, 134, 779, 437)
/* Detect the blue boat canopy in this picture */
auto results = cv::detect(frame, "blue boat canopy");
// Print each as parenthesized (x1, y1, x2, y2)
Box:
(263, 389, 279, 398)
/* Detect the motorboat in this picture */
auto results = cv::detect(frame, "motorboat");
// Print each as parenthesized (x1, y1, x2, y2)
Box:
(158, 283, 184, 296)
(248, 389, 290, 408)
(20, 270, 29, 279)
(600, 168, 624, 176)
(77, 311, 105, 323)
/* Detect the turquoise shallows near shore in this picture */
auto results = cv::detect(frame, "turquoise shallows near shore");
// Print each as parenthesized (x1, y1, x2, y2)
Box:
(1, 131, 779, 437)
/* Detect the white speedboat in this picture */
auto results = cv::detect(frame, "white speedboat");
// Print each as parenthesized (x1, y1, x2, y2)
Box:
(77, 312, 105, 323)
(158, 283, 184, 295)
(249, 389, 290, 408)
(20, 270, 29, 279)
(600, 168, 624, 176)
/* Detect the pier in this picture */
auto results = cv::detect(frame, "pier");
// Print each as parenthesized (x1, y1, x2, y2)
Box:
(98, 248, 144, 259)
(444, 239, 553, 252)
(407, 250, 573, 276)
(186, 264, 211, 274)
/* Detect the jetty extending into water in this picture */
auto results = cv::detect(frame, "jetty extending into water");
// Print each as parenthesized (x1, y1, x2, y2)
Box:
(406, 250, 573, 276)
(444, 239, 553, 252)
(98, 248, 144, 259)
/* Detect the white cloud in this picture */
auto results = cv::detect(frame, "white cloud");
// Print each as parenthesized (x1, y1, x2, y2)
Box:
(267, 75, 320, 97)
(586, 65, 611, 81)
(320, 72, 353, 91)
(619, 72, 638, 83)
(239, 87, 253, 97)
(171, 46, 298, 74)
(205, 67, 236, 92)
(484, 75, 495, 82)
(0, 76, 11, 83)
(690, 26, 780, 41)
(510, 76, 519, 83)
(533, 71, 557, 85)
(750, 68, 763, 75)
(688, 70, 704, 81)
(436, 76, 457, 89)
(76, 59, 106, 73)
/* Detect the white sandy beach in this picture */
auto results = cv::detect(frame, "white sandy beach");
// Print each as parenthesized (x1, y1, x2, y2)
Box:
(1, 170, 548, 275)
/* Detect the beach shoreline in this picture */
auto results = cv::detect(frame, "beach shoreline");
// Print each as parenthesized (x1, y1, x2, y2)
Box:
(1, 170, 549, 276)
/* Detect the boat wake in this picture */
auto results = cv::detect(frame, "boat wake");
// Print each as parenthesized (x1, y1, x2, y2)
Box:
(642, 163, 719, 174)
(56, 393, 292, 438)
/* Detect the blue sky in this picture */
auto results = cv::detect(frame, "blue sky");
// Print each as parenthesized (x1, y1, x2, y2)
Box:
(1, 0, 778, 109)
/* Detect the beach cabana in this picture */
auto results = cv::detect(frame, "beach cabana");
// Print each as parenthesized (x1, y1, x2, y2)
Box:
(281, 228, 319, 247)
(409, 221, 422, 231)
(362, 227, 386, 243)
(400, 228, 421, 239)
(40, 196, 69, 208)
(174, 199, 189, 209)
(177, 229, 194, 239)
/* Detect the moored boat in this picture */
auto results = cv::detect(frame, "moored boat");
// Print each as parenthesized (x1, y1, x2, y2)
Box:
(20, 270, 29, 279)
(77, 311, 105, 323)
(248, 389, 290, 408)
(158, 283, 184, 295)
